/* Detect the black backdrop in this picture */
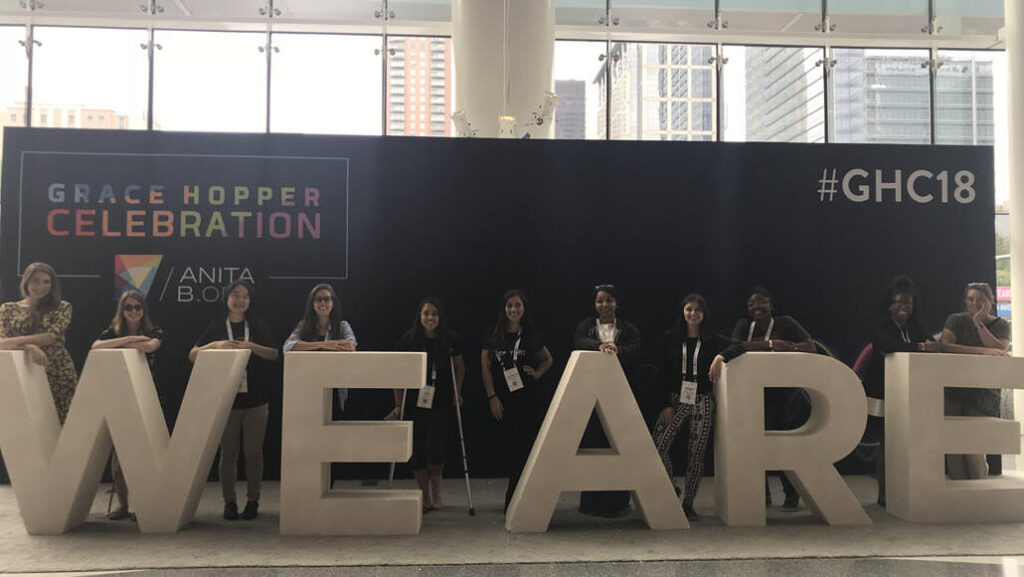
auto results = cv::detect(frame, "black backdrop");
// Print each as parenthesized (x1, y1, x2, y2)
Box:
(0, 127, 996, 482)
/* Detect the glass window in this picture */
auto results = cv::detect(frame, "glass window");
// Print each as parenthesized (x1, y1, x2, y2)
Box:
(935, 0, 1004, 36)
(386, 36, 451, 136)
(830, 48, 930, 144)
(28, 0, 145, 14)
(829, 0, 929, 35)
(722, 0, 821, 33)
(553, 40, 605, 140)
(0, 25, 28, 176)
(610, 0, 714, 31)
(722, 45, 824, 143)
(390, 0, 451, 22)
(555, 0, 606, 26)
(153, 30, 267, 132)
(270, 33, 382, 135)
(935, 50, 997, 146)
(31, 27, 148, 130)
(278, 0, 383, 21)
(609, 42, 716, 141)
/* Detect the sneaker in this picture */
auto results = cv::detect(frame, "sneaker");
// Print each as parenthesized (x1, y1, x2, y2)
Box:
(223, 501, 239, 521)
(107, 507, 130, 521)
(683, 505, 699, 522)
(781, 494, 800, 512)
(240, 500, 259, 520)
(578, 504, 601, 517)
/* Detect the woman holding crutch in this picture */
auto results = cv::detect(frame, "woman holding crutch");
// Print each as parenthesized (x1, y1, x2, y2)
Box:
(388, 298, 465, 512)
(482, 289, 553, 514)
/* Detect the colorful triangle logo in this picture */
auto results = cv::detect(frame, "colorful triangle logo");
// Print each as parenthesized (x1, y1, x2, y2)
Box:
(114, 254, 163, 299)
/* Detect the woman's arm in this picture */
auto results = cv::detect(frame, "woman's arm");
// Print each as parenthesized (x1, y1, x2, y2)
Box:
(481, 348, 504, 421)
(453, 354, 465, 397)
(940, 327, 1007, 355)
(573, 319, 601, 350)
(242, 341, 279, 361)
(0, 333, 56, 348)
(91, 335, 150, 349)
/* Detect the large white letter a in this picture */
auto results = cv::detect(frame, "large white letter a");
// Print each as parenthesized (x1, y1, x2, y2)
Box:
(506, 351, 686, 532)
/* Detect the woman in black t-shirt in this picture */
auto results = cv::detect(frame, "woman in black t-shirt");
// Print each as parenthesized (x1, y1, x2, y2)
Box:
(481, 289, 553, 513)
(189, 280, 279, 522)
(389, 298, 465, 512)
(91, 290, 164, 521)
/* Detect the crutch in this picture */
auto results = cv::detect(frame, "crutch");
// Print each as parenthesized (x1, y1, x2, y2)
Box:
(450, 358, 476, 515)
(387, 388, 408, 487)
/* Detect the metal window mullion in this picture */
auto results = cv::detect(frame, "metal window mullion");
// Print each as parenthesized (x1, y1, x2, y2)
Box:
(929, 46, 937, 145)
(265, 29, 273, 133)
(715, 43, 723, 141)
(146, 25, 155, 131)
(24, 23, 34, 128)
(823, 45, 831, 143)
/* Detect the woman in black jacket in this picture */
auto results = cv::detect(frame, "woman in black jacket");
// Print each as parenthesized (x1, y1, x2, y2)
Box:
(861, 275, 940, 506)
(652, 294, 734, 521)
(572, 284, 641, 518)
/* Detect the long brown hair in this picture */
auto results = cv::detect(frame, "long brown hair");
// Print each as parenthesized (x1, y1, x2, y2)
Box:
(296, 283, 344, 341)
(19, 262, 61, 330)
(111, 290, 154, 336)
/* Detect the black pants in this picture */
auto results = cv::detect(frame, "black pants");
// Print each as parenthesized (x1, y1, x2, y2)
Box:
(409, 405, 451, 470)
(578, 412, 631, 514)
(499, 391, 543, 511)
(765, 388, 802, 499)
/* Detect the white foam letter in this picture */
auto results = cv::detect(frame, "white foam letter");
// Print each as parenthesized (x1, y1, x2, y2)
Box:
(714, 353, 870, 526)
(506, 351, 685, 532)
(280, 351, 425, 535)
(0, 349, 248, 534)
(886, 353, 1024, 522)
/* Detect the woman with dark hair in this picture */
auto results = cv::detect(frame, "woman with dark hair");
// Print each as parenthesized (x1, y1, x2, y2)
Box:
(573, 284, 641, 518)
(189, 280, 279, 521)
(283, 283, 357, 411)
(92, 290, 165, 521)
(651, 294, 735, 521)
(481, 289, 553, 512)
(388, 298, 465, 511)
(940, 281, 1010, 480)
(728, 286, 815, 511)
(861, 275, 941, 505)
(0, 262, 77, 423)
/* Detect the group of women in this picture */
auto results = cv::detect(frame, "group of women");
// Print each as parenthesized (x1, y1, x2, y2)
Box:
(0, 261, 1010, 524)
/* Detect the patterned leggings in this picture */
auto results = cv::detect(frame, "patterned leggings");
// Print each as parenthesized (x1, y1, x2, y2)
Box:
(652, 394, 715, 507)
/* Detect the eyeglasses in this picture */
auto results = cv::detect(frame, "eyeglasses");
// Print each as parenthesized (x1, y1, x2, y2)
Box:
(123, 304, 143, 312)
(314, 295, 333, 304)
(594, 284, 616, 292)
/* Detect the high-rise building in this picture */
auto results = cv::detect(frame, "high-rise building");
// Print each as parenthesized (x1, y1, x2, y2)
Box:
(554, 79, 585, 139)
(742, 47, 825, 142)
(387, 37, 452, 137)
(595, 42, 717, 141)
(1, 102, 130, 130)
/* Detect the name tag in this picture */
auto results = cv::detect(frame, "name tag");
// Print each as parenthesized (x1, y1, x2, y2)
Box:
(239, 370, 248, 394)
(680, 380, 697, 405)
(504, 367, 525, 392)
(416, 384, 436, 409)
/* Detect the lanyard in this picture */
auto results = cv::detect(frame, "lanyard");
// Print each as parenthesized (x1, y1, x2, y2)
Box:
(226, 319, 250, 342)
(747, 317, 774, 342)
(682, 338, 701, 379)
(495, 332, 522, 368)
(895, 320, 910, 343)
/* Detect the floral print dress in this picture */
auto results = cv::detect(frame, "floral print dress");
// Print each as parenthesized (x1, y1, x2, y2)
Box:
(0, 300, 77, 422)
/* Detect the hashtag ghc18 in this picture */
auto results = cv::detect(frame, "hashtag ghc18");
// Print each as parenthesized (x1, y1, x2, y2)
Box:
(831, 168, 976, 204)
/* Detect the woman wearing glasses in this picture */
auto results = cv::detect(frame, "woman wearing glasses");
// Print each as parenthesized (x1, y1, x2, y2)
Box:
(189, 280, 279, 521)
(940, 282, 1010, 479)
(729, 286, 815, 512)
(481, 289, 553, 513)
(91, 290, 164, 521)
(283, 284, 357, 413)
(572, 284, 641, 518)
